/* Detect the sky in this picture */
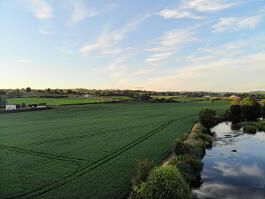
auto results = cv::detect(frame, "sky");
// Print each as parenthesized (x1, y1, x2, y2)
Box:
(0, 0, 265, 92)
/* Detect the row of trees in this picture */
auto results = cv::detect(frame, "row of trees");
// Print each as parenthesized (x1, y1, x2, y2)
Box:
(1, 88, 265, 100)
(230, 97, 265, 122)
(0, 97, 6, 107)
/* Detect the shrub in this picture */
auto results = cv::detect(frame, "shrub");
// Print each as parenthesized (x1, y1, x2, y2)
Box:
(191, 122, 209, 134)
(256, 121, 265, 131)
(184, 138, 207, 149)
(241, 97, 261, 120)
(188, 132, 212, 148)
(132, 160, 154, 186)
(184, 139, 205, 159)
(175, 155, 203, 188)
(167, 157, 177, 166)
(0, 97, 6, 107)
(130, 165, 191, 199)
(230, 104, 241, 115)
(174, 140, 192, 156)
(230, 104, 241, 123)
(243, 125, 257, 134)
(199, 108, 217, 129)
(175, 138, 205, 159)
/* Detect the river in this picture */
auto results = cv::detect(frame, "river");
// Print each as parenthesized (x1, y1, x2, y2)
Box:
(193, 122, 265, 199)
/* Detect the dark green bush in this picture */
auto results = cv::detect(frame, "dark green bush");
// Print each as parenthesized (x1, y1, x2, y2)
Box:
(243, 125, 257, 134)
(184, 138, 207, 149)
(184, 139, 206, 159)
(174, 140, 192, 156)
(188, 132, 212, 148)
(230, 104, 242, 123)
(130, 165, 191, 199)
(230, 104, 241, 115)
(241, 97, 262, 120)
(132, 160, 154, 186)
(199, 108, 217, 129)
(256, 121, 265, 131)
(175, 155, 203, 188)
(191, 122, 209, 134)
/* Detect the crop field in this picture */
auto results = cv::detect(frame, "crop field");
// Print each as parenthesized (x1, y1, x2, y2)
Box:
(0, 101, 228, 199)
(7, 96, 131, 106)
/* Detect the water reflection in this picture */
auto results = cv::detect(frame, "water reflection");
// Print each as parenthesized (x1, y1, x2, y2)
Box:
(193, 122, 265, 199)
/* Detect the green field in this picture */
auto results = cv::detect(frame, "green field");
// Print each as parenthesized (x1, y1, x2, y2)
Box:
(0, 101, 228, 199)
(7, 96, 131, 106)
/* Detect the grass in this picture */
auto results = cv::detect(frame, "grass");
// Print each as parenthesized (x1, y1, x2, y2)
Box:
(0, 101, 228, 199)
(7, 96, 131, 106)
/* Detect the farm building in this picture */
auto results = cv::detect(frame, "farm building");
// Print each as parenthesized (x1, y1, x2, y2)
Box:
(83, 94, 94, 98)
(6, 103, 18, 110)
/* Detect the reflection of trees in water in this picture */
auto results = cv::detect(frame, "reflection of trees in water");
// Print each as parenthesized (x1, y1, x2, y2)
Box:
(193, 122, 265, 199)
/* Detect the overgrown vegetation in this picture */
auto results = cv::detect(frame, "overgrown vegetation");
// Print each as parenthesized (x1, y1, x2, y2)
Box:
(130, 110, 216, 199)
(132, 160, 154, 187)
(0, 96, 6, 108)
(130, 165, 191, 199)
(243, 125, 257, 134)
(199, 108, 219, 129)
(229, 96, 265, 123)
(243, 119, 265, 133)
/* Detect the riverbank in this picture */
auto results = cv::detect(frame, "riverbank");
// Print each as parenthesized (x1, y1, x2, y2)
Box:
(128, 122, 213, 199)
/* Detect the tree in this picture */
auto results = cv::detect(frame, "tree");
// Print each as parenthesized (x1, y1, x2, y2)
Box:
(199, 108, 217, 129)
(230, 104, 241, 123)
(0, 97, 6, 107)
(26, 87, 31, 92)
(130, 165, 191, 199)
(46, 88, 51, 93)
(241, 97, 261, 120)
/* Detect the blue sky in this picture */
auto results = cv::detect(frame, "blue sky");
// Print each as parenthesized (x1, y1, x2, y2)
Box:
(0, 0, 264, 91)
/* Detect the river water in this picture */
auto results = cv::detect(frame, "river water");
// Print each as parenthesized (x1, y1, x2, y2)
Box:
(192, 122, 265, 199)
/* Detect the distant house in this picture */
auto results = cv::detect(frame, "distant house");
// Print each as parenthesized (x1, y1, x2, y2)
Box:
(6, 103, 18, 110)
(84, 94, 94, 98)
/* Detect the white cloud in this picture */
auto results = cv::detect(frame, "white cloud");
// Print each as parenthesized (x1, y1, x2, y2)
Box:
(214, 162, 264, 177)
(139, 51, 265, 91)
(101, 48, 123, 56)
(133, 68, 154, 76)
(38, 28, 52, 35)
(212, 15, 262, 32)
(29, 0, 54, 19)
(145, 28, 197, 63)
(80, 16, 148, 55)
(68, 0, 100, 25)
(159, 29, 196, 48)
(199, 40, 248, 57)
(159, 9, 205, 19)
(182, 0, 239, 12)
(192, 183, 236, 199)
(67, 1, 120, 25)
(145, 52, 173, 63)
(106, 64, 127, 72)
(17, 59, 32, 63)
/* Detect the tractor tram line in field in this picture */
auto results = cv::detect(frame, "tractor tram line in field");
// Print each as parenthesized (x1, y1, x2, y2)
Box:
(5, 114, 197, 199)
(26, 124, 148, 147)
(0, 145, 88, 164)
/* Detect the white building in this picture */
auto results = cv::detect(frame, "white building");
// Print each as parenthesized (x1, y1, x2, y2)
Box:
(84, 94, 94, 98)
(6, 104, 17, 110)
